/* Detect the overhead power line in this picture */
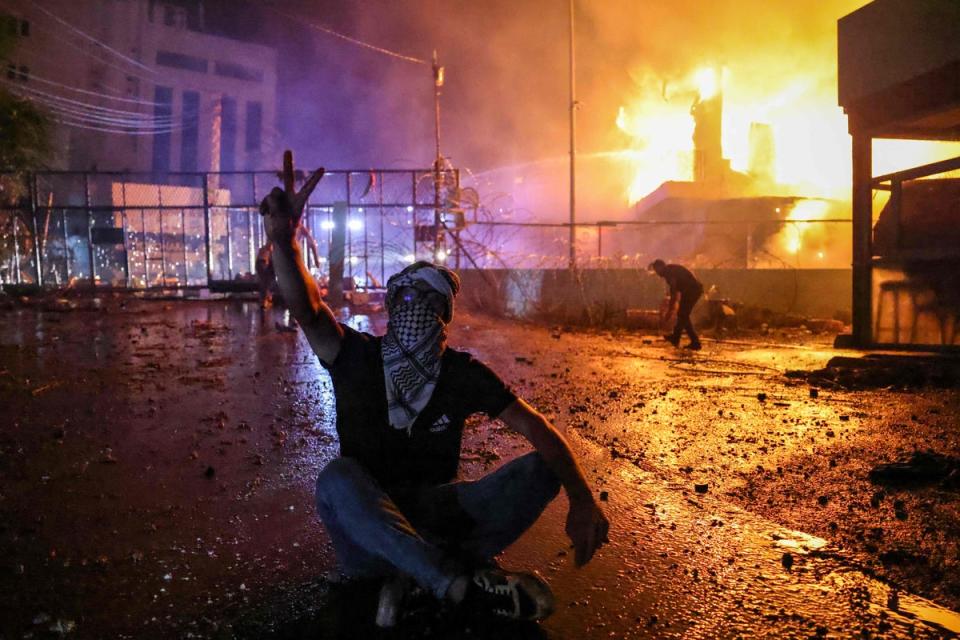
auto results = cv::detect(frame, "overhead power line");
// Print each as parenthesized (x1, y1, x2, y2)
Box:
(268, 5, 428, 66)
(30, 1, 156, 74)
(28, 72, 163, 107)
(51, 116, 183, 136)
(3, 82, 189, 133)
(3, 80, 179, 123)
(9, 41, 164, 106)
(0, 0, 156, 79)
(11, 36, 162, 96)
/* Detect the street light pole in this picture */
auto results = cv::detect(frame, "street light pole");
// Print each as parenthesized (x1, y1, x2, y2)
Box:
(568, 0, 577, 270)
(432, 50, 444, 261)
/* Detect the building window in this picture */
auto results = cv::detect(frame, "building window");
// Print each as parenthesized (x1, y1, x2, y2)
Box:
(155, 50, 207, 73)
(152, 86, 173, 174)
(245, 102, 262, 153)
(181, 91, 200, 172)
(219, 96, 236, 172)
(6, 64, 28, 82)
(214, 61, 263, 83)
(163, 5, 186, 28)
(2, 16, 31, 36)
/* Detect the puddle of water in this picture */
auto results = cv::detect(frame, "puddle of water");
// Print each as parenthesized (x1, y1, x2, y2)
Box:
(771, 528, 829, 553)
(898, 596, 960, 634)
(820, 568, 960, 636)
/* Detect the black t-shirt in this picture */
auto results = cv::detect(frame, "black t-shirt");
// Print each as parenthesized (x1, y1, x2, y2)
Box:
(321, 324, 517, 489)
(661, 264, 703, 296)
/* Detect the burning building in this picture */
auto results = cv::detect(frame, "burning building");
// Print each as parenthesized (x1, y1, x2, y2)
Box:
(628, 68, 849, 270)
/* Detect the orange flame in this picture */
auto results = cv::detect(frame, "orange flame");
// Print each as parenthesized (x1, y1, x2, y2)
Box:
(616, 62, 960, 206)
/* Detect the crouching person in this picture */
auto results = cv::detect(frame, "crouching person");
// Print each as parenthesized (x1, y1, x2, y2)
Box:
(260, 151, 609, 627)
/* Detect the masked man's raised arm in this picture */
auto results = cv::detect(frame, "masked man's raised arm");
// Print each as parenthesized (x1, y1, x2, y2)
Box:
(259, 150, 343, 364)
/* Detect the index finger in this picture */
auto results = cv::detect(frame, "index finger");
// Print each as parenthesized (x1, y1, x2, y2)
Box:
(283, 150, 295, 194)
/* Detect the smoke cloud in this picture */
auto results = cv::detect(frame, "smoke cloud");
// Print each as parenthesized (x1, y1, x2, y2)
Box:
(268, 1, 960, 224)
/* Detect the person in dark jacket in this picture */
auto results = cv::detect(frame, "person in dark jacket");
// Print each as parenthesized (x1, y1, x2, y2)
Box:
(650, 258, 703, 350)
(260, 150, 609, 627)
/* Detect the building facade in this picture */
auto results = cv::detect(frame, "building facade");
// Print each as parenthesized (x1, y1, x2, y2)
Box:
(2, 0, 278, 173)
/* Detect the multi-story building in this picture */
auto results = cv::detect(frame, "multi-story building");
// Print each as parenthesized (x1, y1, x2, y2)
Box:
(2, 0, 278, 173)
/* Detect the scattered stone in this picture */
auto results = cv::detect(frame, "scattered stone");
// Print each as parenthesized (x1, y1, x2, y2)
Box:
(817, 495, 829, 506)
(204, 465, 216, 478)
(694, 483, 709, 494)
(599, 490, 609, 502)
(809, 388, 819, 398)
(869, 451, 960, 489)
(757, 393, 767, 402)
(781, 552, 794, 570)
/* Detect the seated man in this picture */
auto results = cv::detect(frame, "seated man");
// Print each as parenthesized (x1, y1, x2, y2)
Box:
(260, 151, 609, 627)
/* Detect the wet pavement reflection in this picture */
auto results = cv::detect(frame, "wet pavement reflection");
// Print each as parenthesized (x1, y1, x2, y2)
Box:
(1, 299, 958, 638)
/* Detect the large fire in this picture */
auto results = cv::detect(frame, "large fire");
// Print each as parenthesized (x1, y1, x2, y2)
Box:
(615, 35, 960, 261)
(617, 65, 960, 206)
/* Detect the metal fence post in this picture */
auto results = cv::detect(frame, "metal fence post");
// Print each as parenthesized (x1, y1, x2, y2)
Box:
(378, 171, 385, 285)
(181, 207, 189, 286)
(12, 203, 21, 284)
(411, 171, 418, 260)
(157, 184, 168, 287)
(121, 181, 131, 287)
(29, 172, 42, 287)
(202, 173, 212, 286)
(85, 172, 95, 286)
(60, 199, 69, 283)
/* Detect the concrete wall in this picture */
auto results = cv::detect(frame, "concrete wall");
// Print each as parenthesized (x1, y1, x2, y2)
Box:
(458, 268, 852, 324)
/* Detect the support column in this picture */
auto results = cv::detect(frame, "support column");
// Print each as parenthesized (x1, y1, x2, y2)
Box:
(851, 131, 873, 347)
(328, 201, 347, 308)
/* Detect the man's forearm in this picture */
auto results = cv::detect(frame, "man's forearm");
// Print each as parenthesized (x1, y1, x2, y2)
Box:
(271, 240, 330, 326)
(527, 414, 594, 504)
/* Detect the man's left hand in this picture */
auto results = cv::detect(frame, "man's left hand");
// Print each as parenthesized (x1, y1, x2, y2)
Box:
(565, 497, 610, 567)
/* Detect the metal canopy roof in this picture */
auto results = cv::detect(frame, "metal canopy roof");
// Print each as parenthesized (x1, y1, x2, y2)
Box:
(839, 0, 960, 140)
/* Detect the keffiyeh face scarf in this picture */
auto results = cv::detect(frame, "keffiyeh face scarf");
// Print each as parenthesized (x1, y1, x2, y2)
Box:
(382, 265, 456, 434)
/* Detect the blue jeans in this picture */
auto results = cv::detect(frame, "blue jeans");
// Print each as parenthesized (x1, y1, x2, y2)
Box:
(315, 452, 561, 600)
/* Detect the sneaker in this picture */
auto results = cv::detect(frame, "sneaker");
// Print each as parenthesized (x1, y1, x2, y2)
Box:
(684, 341, 702, 350)
(662, 334, 680, 347)
(467, 568, 555, 622)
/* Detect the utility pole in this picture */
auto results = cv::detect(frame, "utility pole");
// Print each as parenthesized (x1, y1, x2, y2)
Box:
(432, 50, 444, 262)
(568, 0, 577, 270)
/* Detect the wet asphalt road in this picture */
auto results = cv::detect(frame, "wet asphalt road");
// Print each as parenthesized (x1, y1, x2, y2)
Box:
(1, 297, 959, 639)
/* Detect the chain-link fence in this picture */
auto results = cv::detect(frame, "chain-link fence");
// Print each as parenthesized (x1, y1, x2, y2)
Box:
(0, 168, 461, 290)
(455, 218, 853, 271)
(1, 169, 853, 290)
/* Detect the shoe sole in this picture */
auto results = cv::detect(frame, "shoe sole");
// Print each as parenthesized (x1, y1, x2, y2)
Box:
(375, 578, 410, 628)
(514, 572, 555, 621)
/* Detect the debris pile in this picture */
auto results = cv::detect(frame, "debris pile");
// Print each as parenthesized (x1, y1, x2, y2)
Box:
(787, 355, 960, 389)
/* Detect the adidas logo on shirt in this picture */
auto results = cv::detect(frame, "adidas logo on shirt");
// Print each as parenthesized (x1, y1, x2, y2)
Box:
(430, 415, 451, 433)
